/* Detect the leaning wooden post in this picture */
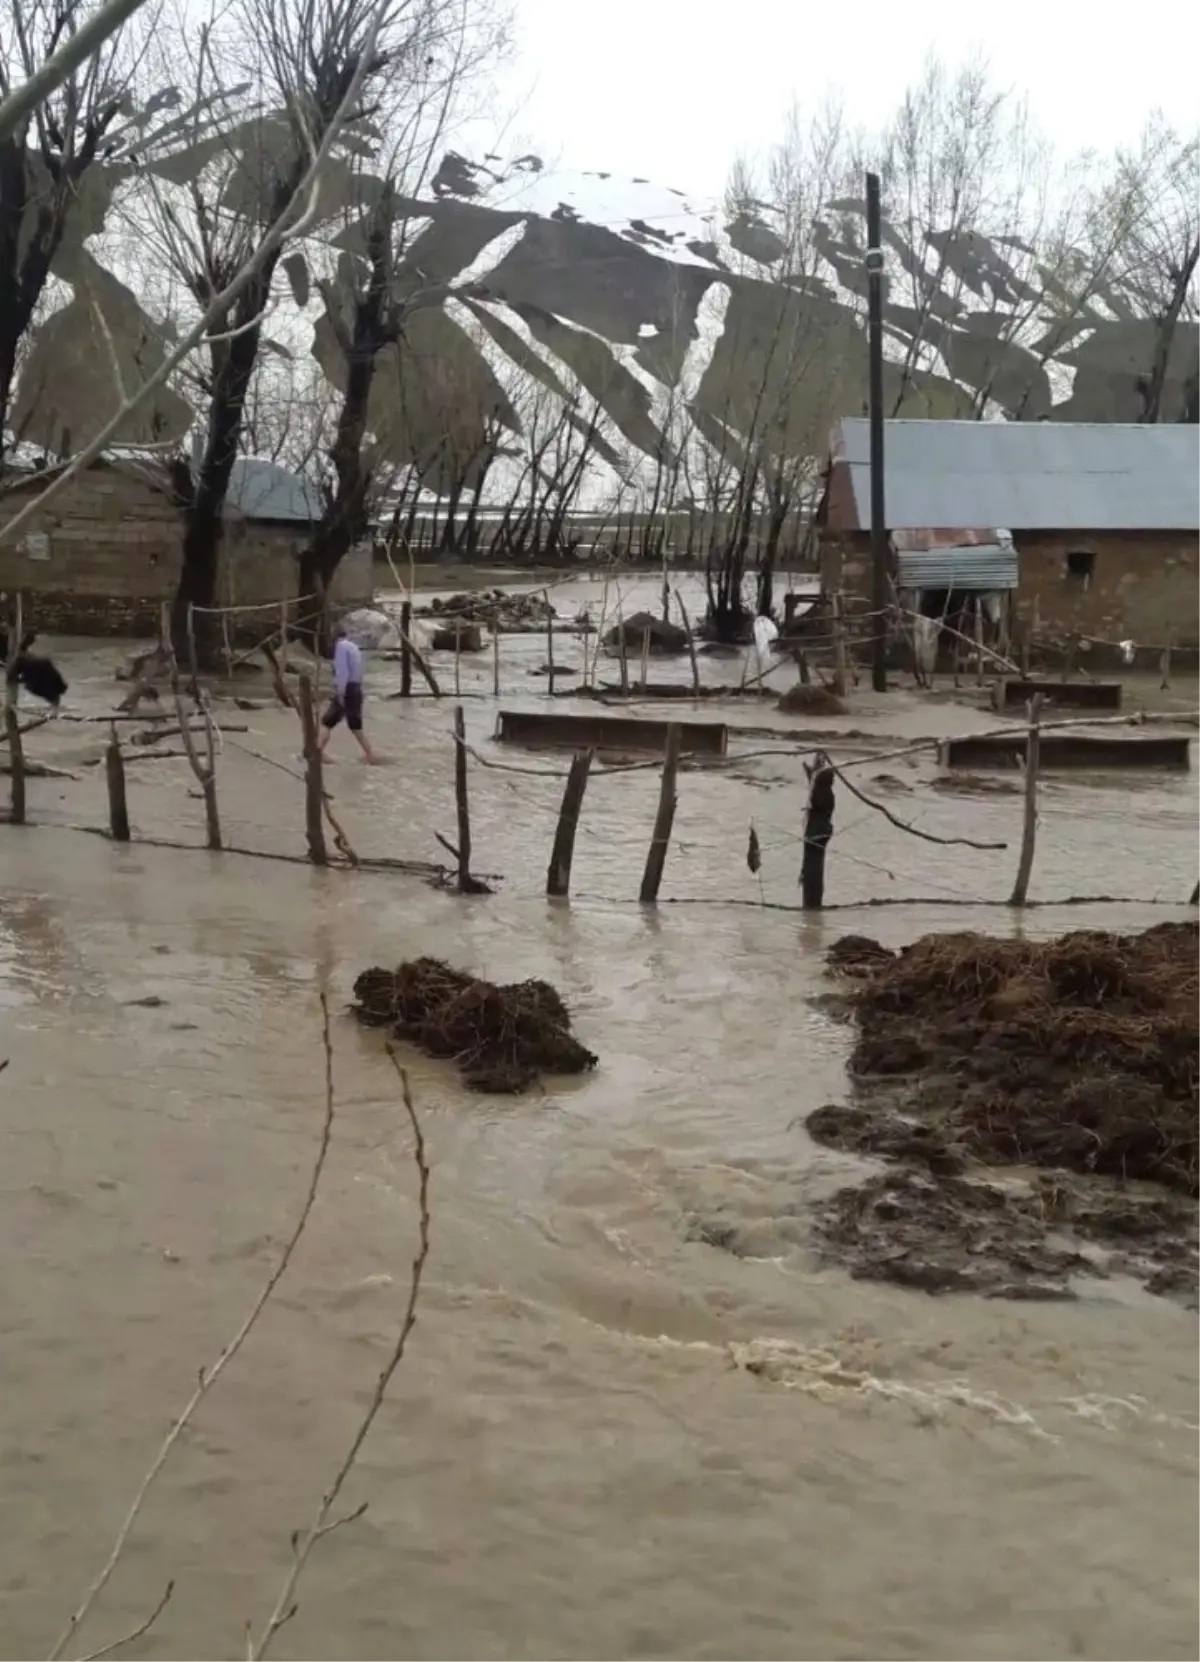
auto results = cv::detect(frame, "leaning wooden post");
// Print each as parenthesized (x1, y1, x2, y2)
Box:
(400, 599, 413, 697)
(492, 609, 501, 697)
(546, 605, 556, 695)
(165, 602, 222, 851)
(4, 591, 26, 826)
(675, 590, 701, 694)
(639, 624, 650, 692)
(799, 750, 836, 910)
(974, 602, 985, 687)
(1009, 694, 1043, 907)
(453, 703, 472, 892)
(105, 723, 130, 841)
(546, 748, 593, 898)
(279, 594, 289, 676)
(639, 723, 682, 904)
(298, 673, 328, 867)
(830, 590, 848, 698)
(453, 622, 462, 697)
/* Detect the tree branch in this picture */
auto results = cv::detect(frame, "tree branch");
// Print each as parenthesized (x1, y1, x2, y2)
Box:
(249, 1047, 430, 1660)
(48, 994, 341, 1661)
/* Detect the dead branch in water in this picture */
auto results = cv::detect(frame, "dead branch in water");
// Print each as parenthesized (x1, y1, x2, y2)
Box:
(48, 997, 341, 1661)
(831, 765, 1008, 851)
(249, 1048, 430, 1660)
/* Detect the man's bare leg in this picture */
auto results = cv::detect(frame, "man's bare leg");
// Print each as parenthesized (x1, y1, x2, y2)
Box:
(353, 728, 378, 763)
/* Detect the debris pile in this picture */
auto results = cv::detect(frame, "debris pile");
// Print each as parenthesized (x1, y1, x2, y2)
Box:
(604, 611, 688, 654)
(808, 922, 1199, 1302)
(352, 956, 597, 1093)
(418, 589, 556, 631)
(777, 683, 847, 717)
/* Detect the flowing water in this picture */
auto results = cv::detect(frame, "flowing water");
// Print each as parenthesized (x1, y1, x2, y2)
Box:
(1, 574, 1197, 1660)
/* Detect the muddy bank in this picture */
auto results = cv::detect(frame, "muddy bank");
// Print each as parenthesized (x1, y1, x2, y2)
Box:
(808, 923, 1199, 1304)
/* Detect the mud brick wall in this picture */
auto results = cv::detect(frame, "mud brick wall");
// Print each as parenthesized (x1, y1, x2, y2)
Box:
(0, 464, 373, 641)
(1011, 532, 1199, 647)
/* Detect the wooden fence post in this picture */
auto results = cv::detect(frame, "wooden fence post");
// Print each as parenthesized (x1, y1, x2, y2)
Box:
(831, 590, 848, 698)
(167, 603, 222, 850)
(4, 591, 25, 826)
(545, 606, 556, 695)
(400, 599, 413, 697)
(546, 748, 593, 897)
(298, 673, 328, 867)
(674, 590, 700, 694)
(639, 723, 682, 904)
(492, 609, 501, 697)
(1009, 694, 1043, 907)
(453, 704, 472, 892)
(800, 751, 835, 909)
(1160, 630, 1172, 691)
(106, 724, 130, 841)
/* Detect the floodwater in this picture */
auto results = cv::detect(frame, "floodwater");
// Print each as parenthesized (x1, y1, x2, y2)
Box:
(1, 573, 1197, 1660)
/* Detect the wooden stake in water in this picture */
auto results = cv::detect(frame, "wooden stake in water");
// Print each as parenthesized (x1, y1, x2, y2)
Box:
(106, 723, 130, 841)
(674, 590, 701, 694)
(298, 673, 327, 867)
(492, 610, 500, 697)
(1009, 695, 1042, 907)
(400, 600, 413, 698)
(4, 591, 26, 826)
(546, 747, 593, 898)
(800, 751, 835, 910)
(640, 723, 682, 903)
(453, 704, 472, 892)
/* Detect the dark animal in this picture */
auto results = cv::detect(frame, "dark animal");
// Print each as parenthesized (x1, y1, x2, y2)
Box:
(12, 653, 68, 707)
(1, 626, 68, 707)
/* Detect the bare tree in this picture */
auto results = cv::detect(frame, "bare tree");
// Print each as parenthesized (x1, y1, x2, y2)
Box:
(126, 0, 432, 661)
(0, 0, 151, 462)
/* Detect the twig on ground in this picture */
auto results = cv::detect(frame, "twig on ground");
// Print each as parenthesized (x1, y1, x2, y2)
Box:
(249, 1050, 430, 1660)
(48, 998, 340, 1661)
(77, 1581, 175, 1662)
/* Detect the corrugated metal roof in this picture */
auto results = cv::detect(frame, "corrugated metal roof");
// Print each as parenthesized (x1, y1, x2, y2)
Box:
(836, 419, 1200, 532)
(895, 545, 1018, 591)
(226, 457, 322, 523)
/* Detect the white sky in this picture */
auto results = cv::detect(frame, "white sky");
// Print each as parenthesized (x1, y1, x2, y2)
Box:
(496, 0, 1199, 196)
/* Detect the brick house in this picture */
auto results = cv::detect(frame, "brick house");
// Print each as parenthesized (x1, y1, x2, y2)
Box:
(818, 418, 1199, 655)
(0, 452, 372, 639)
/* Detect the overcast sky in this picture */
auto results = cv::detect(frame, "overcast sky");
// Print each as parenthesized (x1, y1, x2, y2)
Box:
(495, 0, 1198, 196)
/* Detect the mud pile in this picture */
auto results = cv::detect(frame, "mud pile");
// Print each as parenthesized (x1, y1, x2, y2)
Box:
(776, 683, 847, 717)
(352, 956, 597, 1093)
(809, 922, 1199, 1303)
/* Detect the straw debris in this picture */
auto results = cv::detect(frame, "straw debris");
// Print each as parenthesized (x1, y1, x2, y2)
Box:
(810, 921, 1198, 1302)
(352, 957, 596, 1093)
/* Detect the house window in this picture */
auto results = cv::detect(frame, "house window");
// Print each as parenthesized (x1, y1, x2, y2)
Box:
(1065, 549, 1095, 585)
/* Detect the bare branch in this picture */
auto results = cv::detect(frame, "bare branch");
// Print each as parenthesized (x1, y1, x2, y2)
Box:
(77, 1580, 175, 1662)
(249, 1048, 430, 1660)
(48, 994, 340, 1661)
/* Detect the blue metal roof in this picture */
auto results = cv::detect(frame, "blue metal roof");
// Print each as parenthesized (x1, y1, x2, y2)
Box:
(226, 457, 323, 523)
(836, 419, 1199, 532)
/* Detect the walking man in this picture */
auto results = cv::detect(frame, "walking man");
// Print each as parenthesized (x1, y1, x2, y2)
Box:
(319, 621, 378, 762)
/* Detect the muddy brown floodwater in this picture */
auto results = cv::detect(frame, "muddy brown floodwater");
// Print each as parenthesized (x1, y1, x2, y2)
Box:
(1, 576, 1198, 1660)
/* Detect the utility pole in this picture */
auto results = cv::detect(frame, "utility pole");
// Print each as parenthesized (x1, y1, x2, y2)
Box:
(865, 171, 888, 693)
